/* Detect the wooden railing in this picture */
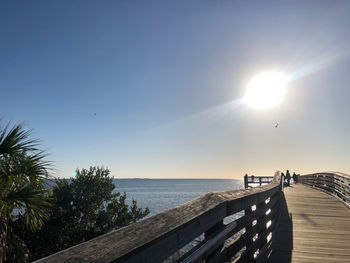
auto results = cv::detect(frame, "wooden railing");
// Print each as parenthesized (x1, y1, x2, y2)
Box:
(244, 175, 274, 189)
(300, 172, 350, 207)
(35, 172, 284, 263)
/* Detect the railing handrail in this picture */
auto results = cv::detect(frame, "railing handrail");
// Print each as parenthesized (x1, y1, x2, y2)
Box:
(35, 172, 283, 263)
(302, 171, 350, 178)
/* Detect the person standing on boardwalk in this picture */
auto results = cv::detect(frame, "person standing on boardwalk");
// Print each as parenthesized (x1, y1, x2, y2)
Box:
(292, 172, 298, 184)
(286, 170, 291, 186)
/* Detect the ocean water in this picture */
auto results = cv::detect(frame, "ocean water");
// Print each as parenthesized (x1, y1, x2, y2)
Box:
(113, 179, 244, 217)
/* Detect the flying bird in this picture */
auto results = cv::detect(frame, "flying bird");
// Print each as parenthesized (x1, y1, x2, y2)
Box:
(275, 123, 279, 128)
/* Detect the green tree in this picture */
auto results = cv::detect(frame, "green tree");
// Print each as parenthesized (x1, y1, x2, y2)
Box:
(0, 122, 51, 263)
(19, 166, 150, 260)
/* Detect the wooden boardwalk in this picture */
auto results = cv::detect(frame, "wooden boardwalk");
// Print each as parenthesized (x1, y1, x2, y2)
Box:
(268, 184, 350, 263)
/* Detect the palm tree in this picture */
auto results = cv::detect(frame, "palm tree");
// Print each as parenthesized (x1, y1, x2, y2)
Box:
(0, 122, 51, 263)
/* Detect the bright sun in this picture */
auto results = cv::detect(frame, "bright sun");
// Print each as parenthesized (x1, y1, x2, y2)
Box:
(244, 72, 289, 109)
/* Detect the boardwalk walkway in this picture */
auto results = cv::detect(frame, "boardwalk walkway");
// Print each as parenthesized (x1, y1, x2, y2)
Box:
(268, 184, 350, 263)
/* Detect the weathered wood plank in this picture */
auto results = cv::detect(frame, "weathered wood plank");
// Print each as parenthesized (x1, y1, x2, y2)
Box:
(268, 184, 350, 263)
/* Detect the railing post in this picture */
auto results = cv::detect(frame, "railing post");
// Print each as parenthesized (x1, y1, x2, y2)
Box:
(244, 205, 254, 253)
(280, 174, 284, 192)
(244, 174, 248, 189)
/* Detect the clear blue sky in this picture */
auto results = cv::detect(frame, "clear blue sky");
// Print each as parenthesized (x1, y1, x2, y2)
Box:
(1, 1, 350, 178)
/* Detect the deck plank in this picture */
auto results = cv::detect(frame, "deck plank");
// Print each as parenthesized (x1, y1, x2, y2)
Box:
(268, 184, 350, 263)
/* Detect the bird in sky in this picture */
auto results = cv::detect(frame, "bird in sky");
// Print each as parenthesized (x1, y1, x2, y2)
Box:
(275, 123, 279, 128)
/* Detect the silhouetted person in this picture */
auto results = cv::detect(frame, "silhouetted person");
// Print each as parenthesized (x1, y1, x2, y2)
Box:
(286, 170, 291, 186)
(292, 172, 297, 184)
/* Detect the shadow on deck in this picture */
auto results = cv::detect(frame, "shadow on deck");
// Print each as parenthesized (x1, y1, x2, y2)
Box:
(266, 191, 293, 262)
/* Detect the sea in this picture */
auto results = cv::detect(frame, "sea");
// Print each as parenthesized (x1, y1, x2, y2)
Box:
(113, 178, 244, 217)
(113, 179, 244, 261)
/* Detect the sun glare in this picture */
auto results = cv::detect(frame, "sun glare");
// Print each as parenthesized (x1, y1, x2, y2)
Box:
(244, 72, 289, 109)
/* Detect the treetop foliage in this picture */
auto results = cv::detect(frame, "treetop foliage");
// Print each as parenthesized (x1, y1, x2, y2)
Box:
(18, 166, 150, 260)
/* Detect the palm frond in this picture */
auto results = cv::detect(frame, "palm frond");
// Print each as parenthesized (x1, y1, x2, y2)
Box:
(0, 122, 39, 156)
(0, 120, 52, 231)
(0, 151, 51, 182)
(5, 183, 52, 230)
